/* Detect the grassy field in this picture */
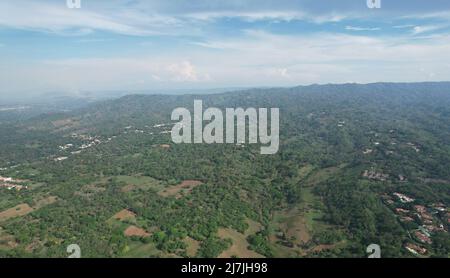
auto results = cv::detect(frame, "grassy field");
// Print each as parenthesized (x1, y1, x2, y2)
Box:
(120, 241, 162, 258)
(217, 227, 265, 258)
(158, 180, 203, 199)
(267, 165, 344, 257)
(116, 175, 165, 192)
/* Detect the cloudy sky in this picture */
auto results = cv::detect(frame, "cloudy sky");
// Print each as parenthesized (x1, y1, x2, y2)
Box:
(1, 0, 450, 96)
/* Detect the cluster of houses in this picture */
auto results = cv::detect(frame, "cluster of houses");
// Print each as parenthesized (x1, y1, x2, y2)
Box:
(362, 169, 389, 181)
(153, 123, 174, 134)
(0, 176, 27, 191)
(53, 134, 110, 162)
(80, 139, 101, 150)
(406, 142, 421, 153)
(382, 192, 449, 256)
(337, 120, 345, 127)
(55, 124, 174, 164)
(124, 123, 172, 135)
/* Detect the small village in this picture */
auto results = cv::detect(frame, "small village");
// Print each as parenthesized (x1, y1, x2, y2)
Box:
(382, 192, 449, 256)
(52, 123, 174, 162)
(0, 176, 28, 191)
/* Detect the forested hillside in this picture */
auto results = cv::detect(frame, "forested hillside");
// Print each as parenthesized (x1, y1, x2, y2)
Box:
(1, 82, 449, 258)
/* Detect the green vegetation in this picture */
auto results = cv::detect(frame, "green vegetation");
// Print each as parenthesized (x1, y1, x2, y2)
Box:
(0, 82, 449, 257)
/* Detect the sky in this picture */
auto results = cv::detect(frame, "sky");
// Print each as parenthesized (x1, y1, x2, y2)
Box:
(1, 0, 450, 96)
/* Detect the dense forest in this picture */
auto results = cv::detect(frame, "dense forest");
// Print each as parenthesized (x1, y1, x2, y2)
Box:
(0, 82, 449, 258)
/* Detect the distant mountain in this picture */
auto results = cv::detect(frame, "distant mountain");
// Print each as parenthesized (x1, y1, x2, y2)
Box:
(19, 81, 450, 135)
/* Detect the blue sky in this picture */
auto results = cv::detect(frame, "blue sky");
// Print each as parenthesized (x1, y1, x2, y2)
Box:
(1, 0, 450, 95)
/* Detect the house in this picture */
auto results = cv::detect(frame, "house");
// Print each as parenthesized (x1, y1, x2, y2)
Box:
(423, 225, 445, 233)
(0, 176, 13, 182)
(58, 144, 74, 150)
(54, 157, 68, 162)
(414, 231, 432, 244)
(400, 216, 414, 222)
(431, 203, 446, 212)
(393, 192, 415, 203)
(405, 243, 427, 255)
(414, 205, 427, 213)
(395, 208, 410, 214)
(0, 183, 27, 191)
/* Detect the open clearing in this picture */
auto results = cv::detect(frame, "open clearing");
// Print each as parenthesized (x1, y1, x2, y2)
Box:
(0, 196, 59, 222)
(183, 236, 200, 257)
(124, 225, 150, 237)
(122, 241, 180, 258)
(116, 175, 165, 192)
(268, 165, 338, 257)
(34, 196, 58, 209)
(273, 207, 311, 246)
(217, 228, 264, 258)
(51, 118, 80, 131)
(112, 209, 136, 222)
(245, 218, 263, 236)
(122, 242, 162, 258)
(303, 166, 341, 187)
(158, 180, 203, 198)
(0, 204, 34, 222)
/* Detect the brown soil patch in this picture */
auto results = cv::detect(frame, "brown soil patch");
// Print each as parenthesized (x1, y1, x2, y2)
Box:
(0, 204, 34, 222)
(0, 196, 59, 222)
(25, 240, 44, 252)
(160, 144, 171, 149)
(121, 184, 136, 193)
(124, 225, 150, 237)
(309, 244, 336, 253)
(217, 228, 264, 258)
(183, 236, 200, 257)
(158, 180, 203, 199)
(112, 209, 136, 221)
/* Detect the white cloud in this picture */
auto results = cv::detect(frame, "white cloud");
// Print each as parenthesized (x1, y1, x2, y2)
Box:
(0, 1, 353, 37)
(393, 24, 415, 29)
(403, 11, 450, 21)
(167, 61, 209, 82)
(2, 1, 450, 94)
(185, 11, 347, 23)
(0, 1, 183, 36)
(3, 30, 450, 94)
(345, 26, 381, 31)
(412, 24, 447, 35)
